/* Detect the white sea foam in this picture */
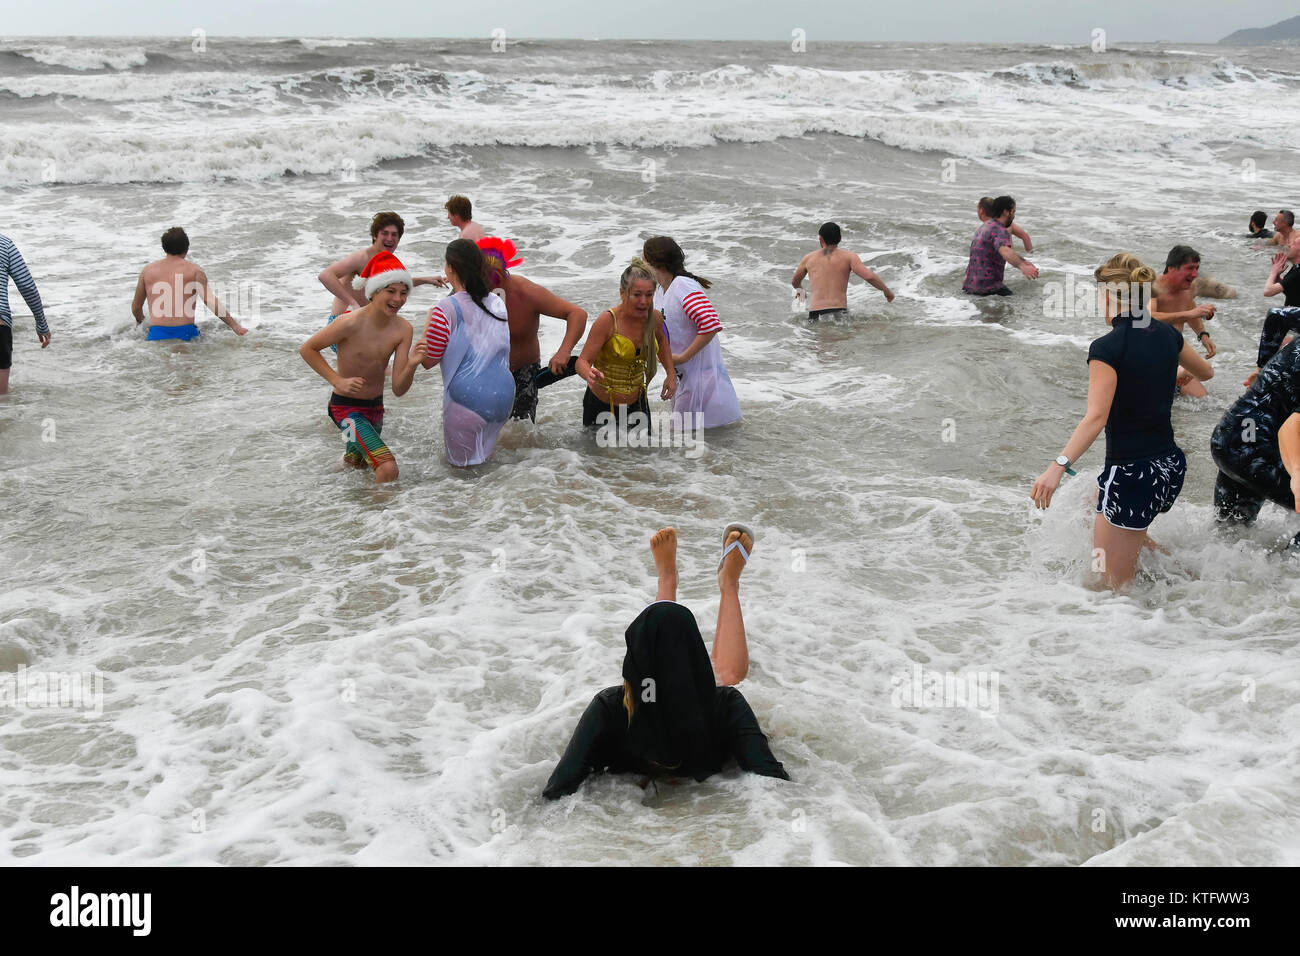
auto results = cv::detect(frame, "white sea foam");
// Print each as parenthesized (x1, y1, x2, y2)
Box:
(3, 40, 1299, 867)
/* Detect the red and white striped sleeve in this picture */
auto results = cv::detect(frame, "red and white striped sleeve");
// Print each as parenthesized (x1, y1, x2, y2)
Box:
(682, 290, 722, 334)
(424, 306, 450, 363)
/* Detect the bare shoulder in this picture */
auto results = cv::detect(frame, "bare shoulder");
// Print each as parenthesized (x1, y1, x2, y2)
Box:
(335, 247, 369, 275)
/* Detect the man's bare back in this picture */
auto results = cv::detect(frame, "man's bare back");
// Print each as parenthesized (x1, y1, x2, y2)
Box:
(132, 253, 245, 333)
(500, 272, 585, 372)
(138, 256, 207, 325)
(793, 245, 894, 312)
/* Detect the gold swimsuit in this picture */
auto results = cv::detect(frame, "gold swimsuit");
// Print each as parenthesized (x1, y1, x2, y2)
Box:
(595, 305, 655, 415)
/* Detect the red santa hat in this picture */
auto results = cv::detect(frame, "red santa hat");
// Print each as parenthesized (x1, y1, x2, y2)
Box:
(360, 251, 413, 299)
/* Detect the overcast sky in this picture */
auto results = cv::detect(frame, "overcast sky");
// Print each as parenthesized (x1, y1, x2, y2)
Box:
(5, 0, 1296, 43)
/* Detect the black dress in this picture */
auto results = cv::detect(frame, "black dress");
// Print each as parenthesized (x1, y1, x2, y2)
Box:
(543, 601, 790, 799)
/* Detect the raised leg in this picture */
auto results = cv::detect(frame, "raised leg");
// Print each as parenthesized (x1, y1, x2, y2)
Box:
(713, 529, 752, 685)
(650, 528, 678, 603)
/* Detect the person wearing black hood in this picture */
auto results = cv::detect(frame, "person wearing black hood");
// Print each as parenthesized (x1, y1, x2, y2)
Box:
(542, 526, 789, 800)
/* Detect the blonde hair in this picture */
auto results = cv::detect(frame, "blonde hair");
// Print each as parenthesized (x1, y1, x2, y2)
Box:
(1094, 253, 1157, 315)
(622, 679, 635, 724)
(619, 257, 661, 382)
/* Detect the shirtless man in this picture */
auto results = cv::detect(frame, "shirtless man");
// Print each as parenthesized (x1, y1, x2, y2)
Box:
(1253, 210, 1295, 250)
(445, 195, 487, 242)
(477, 238, 587, 422)
(131, 227, 247, 340)
(1151, 245, 1216, 398)
(792, 222, 895, 318)
(318, 212, 441, 323)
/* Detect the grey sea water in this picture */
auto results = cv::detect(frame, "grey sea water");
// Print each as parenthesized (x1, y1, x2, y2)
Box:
(2, 36, 1299, 865)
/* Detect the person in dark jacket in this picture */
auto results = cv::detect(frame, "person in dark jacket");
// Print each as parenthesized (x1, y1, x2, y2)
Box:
(543, 526, 789, 799)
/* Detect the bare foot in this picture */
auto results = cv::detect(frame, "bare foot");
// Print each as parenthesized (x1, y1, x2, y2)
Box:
(718, 529, 753, 590)
(650, 527, 678, 602)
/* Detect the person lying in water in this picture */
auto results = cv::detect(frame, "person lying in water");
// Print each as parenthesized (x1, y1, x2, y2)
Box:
(543, 525, 790, 799)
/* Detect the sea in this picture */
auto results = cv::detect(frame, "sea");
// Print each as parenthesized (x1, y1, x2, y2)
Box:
(2, 36, 1298, 866)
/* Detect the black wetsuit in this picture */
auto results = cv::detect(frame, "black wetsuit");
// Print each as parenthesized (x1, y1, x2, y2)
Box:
(542, 684, 790, 799)
(1278, 263, 1300, 309)
(1211, 336, 1300, 521)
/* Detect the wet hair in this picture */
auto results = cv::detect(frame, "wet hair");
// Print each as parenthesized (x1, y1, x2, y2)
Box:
(619, 257, 661, 383)
(990, 195, 1016, 219)
(161, 227, 189, 256)
(978, 197, 996, 215)
(1094, 252, 1157, 314)
(642, 236, 711, 290)
(818, 221, 842, 246)
(369, 211, 405, 240)
(1164, 244, 1200, 273)
(445, 239, 495, 316)
(1281, 209, 1296, 228)
(1250, 210, 1268, 231)
(445, 194, 472, 221)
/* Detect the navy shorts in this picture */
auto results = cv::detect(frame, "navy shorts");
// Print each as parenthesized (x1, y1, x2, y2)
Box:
(1095, 450, 1186, 531)
(0, 325, 11, 370)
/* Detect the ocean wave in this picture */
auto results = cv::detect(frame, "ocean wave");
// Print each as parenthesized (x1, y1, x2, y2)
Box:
(6, 44, 149, 72)
(3, 55, 1298, 184)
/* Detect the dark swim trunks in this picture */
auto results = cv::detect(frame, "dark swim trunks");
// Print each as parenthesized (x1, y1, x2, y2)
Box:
(808, 308, 849, 319)
(1095, 450, 1187, 531)
(0, 325, 11, 370)
(582, 385, 651, 430)
(511, 356, 579, 421)
(967, 286, 1013, 297)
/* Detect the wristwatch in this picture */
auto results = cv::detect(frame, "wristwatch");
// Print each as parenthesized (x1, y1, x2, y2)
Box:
(1054, 455, 1077, 476)
(1198, 331, 1211, 341)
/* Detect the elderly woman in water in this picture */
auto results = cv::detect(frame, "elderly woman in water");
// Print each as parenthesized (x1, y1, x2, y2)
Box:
(576, 257, 675, 429)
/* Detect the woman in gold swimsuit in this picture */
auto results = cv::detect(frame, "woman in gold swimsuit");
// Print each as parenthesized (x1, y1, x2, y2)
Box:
(577, 258, 676, 428)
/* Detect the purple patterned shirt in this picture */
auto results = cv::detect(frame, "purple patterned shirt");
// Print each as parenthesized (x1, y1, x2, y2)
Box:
(962, 220, 1012, 294)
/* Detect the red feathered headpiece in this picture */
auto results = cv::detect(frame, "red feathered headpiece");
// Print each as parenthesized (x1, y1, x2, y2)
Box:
(476, 236, 523, 269)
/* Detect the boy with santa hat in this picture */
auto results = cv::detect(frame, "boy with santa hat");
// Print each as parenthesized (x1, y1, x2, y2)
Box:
(299, 251, 420, 483)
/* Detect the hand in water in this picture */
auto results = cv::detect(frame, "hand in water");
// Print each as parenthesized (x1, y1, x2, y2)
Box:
(1020, 262, 1039, 280)
(1030, 467, 1063, 510)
